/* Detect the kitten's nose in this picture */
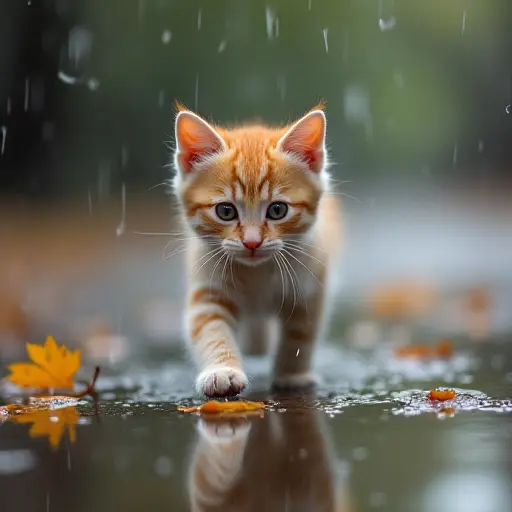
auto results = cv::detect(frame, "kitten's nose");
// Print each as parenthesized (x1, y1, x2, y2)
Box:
(242, 240, 262, 250)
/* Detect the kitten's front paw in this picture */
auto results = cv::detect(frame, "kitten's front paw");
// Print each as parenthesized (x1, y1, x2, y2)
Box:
(272, 372, 320, 391)
(196, 366, 248, 397)
(198, 417, 252, 443)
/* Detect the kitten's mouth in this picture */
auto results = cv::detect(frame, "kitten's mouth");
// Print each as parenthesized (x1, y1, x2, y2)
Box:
(236, 250, 272, 265)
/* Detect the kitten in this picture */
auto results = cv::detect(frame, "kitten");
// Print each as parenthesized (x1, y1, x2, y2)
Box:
(172, 103, 342, 397)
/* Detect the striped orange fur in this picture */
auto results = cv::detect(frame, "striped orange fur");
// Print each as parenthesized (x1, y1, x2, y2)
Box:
(173, 104, 342, 397)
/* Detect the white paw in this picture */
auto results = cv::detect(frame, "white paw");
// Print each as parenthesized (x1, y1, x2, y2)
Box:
(198, 417, 252, 443)
(196, 365, 248, 397)
(272, 372, 320, 391)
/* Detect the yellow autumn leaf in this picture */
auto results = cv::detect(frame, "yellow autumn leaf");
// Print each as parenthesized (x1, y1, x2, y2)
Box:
(10, 406, 80, 449)
(6, 336, 81, 390)
(1, 396, 80, 449)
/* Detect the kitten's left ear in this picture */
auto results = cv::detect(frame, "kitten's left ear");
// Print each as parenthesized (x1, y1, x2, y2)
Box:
(174, 110, 227, 173)
(277, 109, 326, 173)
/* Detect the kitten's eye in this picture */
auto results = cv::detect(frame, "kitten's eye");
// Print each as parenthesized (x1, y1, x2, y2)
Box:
(215, 202, 238, 221)
(266, 202, 288, 220)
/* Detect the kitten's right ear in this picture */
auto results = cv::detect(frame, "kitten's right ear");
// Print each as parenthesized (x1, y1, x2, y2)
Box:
(174, 110, 227, 173)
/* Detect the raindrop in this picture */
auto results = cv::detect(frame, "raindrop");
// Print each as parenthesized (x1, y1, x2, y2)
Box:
(276, 73, 287, 100)
(121, 145, 129, 168)
(137, 0, 146, 23)
(217, 40, 227, 53)
(68, 26, 93, 68)
(0, 126, 6, 155)
(57, 71, 80, 85)
(197, 9, 202, 30)
(506, 105, 511, 114)
(88, 189, 93, 215)
(322, 28, 329, 53)
(265, 7, 279, 40)
(308, 0, 312, 10)
(453, 144, 458, 168)
(378, 17, 396, 31)
(393, 71, 404, 88)
(296, 348, 300, 357)
(87, 78, 100, 91)
(378, 0, 396, 32)
(24, 78, 30, 111)
(157, 90, 165, 107)
(194, 75, 199, 111)
(161, 29, 172, 44)
(0, 126, 7, 156)
(98, 162, 111, 199)
(352, 446, 369, 461)
(461, 10, 467, 35)
(478, 140, 484, 153)
(116, 182, 126, 237)
(6, 97, 11, 115)
(154, 456, 173, 476)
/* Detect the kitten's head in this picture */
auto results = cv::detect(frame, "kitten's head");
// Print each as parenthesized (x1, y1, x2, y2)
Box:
(173, 104, 329, 266)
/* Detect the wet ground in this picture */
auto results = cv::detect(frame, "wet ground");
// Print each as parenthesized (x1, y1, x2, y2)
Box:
(1, 340, 511, 512)
(0, 192, 511, 511)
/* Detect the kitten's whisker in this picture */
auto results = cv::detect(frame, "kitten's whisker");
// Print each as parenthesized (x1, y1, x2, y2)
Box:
(283, 243, 326, 267)
(208, 251, 228, 290)
(220, 253, 230, 291)
(229, 256, 238, 292)
(284, 238, 327, 253)
(192, 247, 224, 277)
(281, 248, 323, 289)
(277, 252, 297, 323)
(280, 250, 308, 316)
(162, 245, 188, 262)
(273, 254, 286, 316)
(134, 231, 185, 237)
(327, 191, 363, 204)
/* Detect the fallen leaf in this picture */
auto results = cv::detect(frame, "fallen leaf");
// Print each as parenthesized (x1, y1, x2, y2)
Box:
(10, 406, 79, 449)
(367, 280, 437, 319)
(394, 338, 454, 359)
(178, 400, 265, 415)
(394, 345, 431, 359)
(0, 396, 80, 449)
(433, 338, 454, 358)
(428, 389, 456, 401)
(5, 336, 81, 390)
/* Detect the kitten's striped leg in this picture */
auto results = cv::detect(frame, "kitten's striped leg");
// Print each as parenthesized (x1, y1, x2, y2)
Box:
(187, 287, 248, 397)
(272, 289, 325, 390)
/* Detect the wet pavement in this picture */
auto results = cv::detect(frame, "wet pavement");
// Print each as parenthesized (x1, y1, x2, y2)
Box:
(0, 337, 511, 512)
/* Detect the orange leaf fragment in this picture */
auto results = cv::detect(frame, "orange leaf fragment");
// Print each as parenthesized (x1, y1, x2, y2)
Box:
(428, 389, 456, 401)
(178, 400, 265, 415)
(394, 345, 431, 359)
(433, 338, 454, 358)
(394, 338, 454, 360)
(5, 336, 81, 390)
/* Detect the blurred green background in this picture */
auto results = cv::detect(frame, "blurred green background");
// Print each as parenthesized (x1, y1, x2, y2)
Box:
(1, 0, 512, 198)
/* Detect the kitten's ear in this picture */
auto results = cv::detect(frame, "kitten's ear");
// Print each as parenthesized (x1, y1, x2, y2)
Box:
(277, 110, 326, 173)
(175, 110, 227, 173)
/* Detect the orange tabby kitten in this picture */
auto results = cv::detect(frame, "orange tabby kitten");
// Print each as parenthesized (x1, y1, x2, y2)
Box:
(173, 104, 342, 397)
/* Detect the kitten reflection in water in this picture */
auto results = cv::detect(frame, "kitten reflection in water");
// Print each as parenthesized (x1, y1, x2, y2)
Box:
(187, 406, 351, 512)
